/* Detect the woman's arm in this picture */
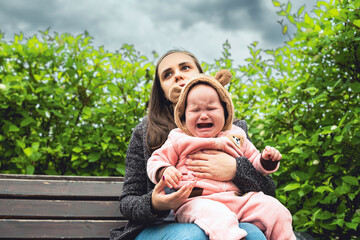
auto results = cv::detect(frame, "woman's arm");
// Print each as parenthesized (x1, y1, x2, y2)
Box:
(233, 157, 276, 196)
(119, 122, 170, 223)
(233, 119, 276, 196)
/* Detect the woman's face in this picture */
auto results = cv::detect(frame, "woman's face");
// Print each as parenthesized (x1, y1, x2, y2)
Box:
(157, 52, 200, 99)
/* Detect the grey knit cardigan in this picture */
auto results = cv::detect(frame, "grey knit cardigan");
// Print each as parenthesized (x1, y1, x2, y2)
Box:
(110, 117, 275, 240)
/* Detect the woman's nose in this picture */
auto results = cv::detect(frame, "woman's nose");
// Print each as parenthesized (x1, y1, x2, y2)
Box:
(174, 71, 184, 82)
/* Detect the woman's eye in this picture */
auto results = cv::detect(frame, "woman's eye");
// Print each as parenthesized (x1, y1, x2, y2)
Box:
(164, 72, 172, 79)
(182, 66, 190, 70)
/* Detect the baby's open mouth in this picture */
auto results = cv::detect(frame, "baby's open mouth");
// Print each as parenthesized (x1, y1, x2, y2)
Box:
(197, 123, 213, 128)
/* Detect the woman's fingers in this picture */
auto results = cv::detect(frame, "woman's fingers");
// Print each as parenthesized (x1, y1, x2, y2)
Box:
(153, 175, 166, 194)
(190, 172, 212, 178)
(187, 150, 236, 181)
(169, 182, 196, 208)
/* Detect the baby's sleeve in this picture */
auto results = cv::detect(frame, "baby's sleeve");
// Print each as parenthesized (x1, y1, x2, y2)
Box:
(146, 134, 179, 184)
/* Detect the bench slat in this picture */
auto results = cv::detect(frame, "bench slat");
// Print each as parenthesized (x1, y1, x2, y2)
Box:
(0, 174, 128, 239)
(0, 219, 127, 239)
(0, 179, 123, 199)
(0, 199, 124, 219)
(0, 174, 124, 182)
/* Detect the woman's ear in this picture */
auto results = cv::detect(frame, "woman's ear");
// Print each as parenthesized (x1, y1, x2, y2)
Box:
(215, 69, 232, 86)
(169, 85, 182, 103)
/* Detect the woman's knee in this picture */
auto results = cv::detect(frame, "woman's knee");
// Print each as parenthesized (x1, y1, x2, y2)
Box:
(239, 222, 266, 240)
(176, 223, 208, 240)
(136, 223, 208, 240)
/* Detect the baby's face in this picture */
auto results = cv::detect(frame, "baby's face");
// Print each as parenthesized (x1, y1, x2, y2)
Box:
(185, 84, 225, 138)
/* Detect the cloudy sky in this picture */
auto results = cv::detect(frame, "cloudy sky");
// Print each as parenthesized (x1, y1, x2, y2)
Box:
(0, 0, 319, 66)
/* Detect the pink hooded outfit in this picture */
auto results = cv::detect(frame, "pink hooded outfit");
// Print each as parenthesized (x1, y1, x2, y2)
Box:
(147, 70, 296, 240)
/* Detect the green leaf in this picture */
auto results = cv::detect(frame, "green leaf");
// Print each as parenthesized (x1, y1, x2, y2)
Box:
(345, 222, 358, 230)
(341, 176, 359, 186)
(26, 165, 35, 174)
(20, 117, 35, 127)
(315, 186, 333, 194)
(291, 171, 310, 181)
(88, 152, 101, 162)
(272, 0, 281, 7)
(293, 125, 301, 132)
(50, 110, 64, 118)
(334, 135, 343, 142)
(316, 210, 333, 220)
(283, 183, 301, 192)
(354, 20, 360, 28)
(328, 9, 339, 17)
(16, 140, 26, 149)
(83, 107, 92, 117)
(290, 147, 303, 154)
(32, 142, 40, 151)
(101, 142, 108, 151)
(326, 164, 339, 173)
(282, 25, 288, 35)
(116, 166, 126, 175)
(72, 147, 82, 153)
(335, 183, 351, 195)
(23, 148, 33, 157)
(323, 150, 336, 156)
(297, 5, 305, 16)
(9, 125, 20, 132)
(285, 2, 292, 14)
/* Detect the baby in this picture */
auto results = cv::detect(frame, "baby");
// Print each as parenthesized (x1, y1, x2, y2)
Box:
(147, 70, 295, 240)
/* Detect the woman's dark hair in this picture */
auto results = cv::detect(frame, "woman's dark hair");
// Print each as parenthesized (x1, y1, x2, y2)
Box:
(146, 50, 203, 152)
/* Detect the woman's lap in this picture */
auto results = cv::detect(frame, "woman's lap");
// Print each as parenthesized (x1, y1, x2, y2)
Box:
(135, 222, 266, 240)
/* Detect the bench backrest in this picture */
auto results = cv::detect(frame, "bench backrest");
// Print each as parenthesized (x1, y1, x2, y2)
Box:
(0, 174, 127, 239)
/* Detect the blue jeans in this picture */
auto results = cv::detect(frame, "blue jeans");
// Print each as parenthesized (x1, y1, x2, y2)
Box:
(135, 222, 266, 240)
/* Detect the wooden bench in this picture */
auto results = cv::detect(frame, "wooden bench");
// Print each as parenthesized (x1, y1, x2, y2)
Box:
(0, 174, 128, 239)
(0, 174, 316, 240)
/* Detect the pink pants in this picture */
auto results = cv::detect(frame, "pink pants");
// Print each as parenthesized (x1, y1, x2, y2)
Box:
(175, 191, 296, 240)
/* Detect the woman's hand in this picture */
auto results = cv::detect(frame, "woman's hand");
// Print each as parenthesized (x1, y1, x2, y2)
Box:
(186, 150, 236, 181)
(151, 176, 196, 211)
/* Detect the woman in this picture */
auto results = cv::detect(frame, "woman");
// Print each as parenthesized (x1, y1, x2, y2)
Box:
(110, 50, 276, 240)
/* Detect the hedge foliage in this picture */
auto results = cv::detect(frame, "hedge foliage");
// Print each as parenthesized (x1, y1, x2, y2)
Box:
(0, 0, 359, 239)
(0, 32, 153, 176)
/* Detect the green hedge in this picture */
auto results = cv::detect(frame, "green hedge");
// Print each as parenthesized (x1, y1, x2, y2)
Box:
(0, 32, 153, 176)
(0, 0, 359, 239)
(232, 1, 359, 238)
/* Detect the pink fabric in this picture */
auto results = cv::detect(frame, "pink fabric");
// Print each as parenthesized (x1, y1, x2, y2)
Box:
(176, 191, 296, 240)
(147, 125, 279, 195)
(146, 125, 292, 239)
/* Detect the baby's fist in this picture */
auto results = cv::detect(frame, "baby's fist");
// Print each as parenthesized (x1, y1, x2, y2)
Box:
(262, 146, 282, 161)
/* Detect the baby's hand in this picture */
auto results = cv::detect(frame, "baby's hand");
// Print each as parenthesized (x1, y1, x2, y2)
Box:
(162, 166, 183, 189)
(262, 146, 282, 161)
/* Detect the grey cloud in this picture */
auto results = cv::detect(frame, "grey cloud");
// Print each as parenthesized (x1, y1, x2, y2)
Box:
(142, 0, 269, 30)
(0, 0, 56, 27)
